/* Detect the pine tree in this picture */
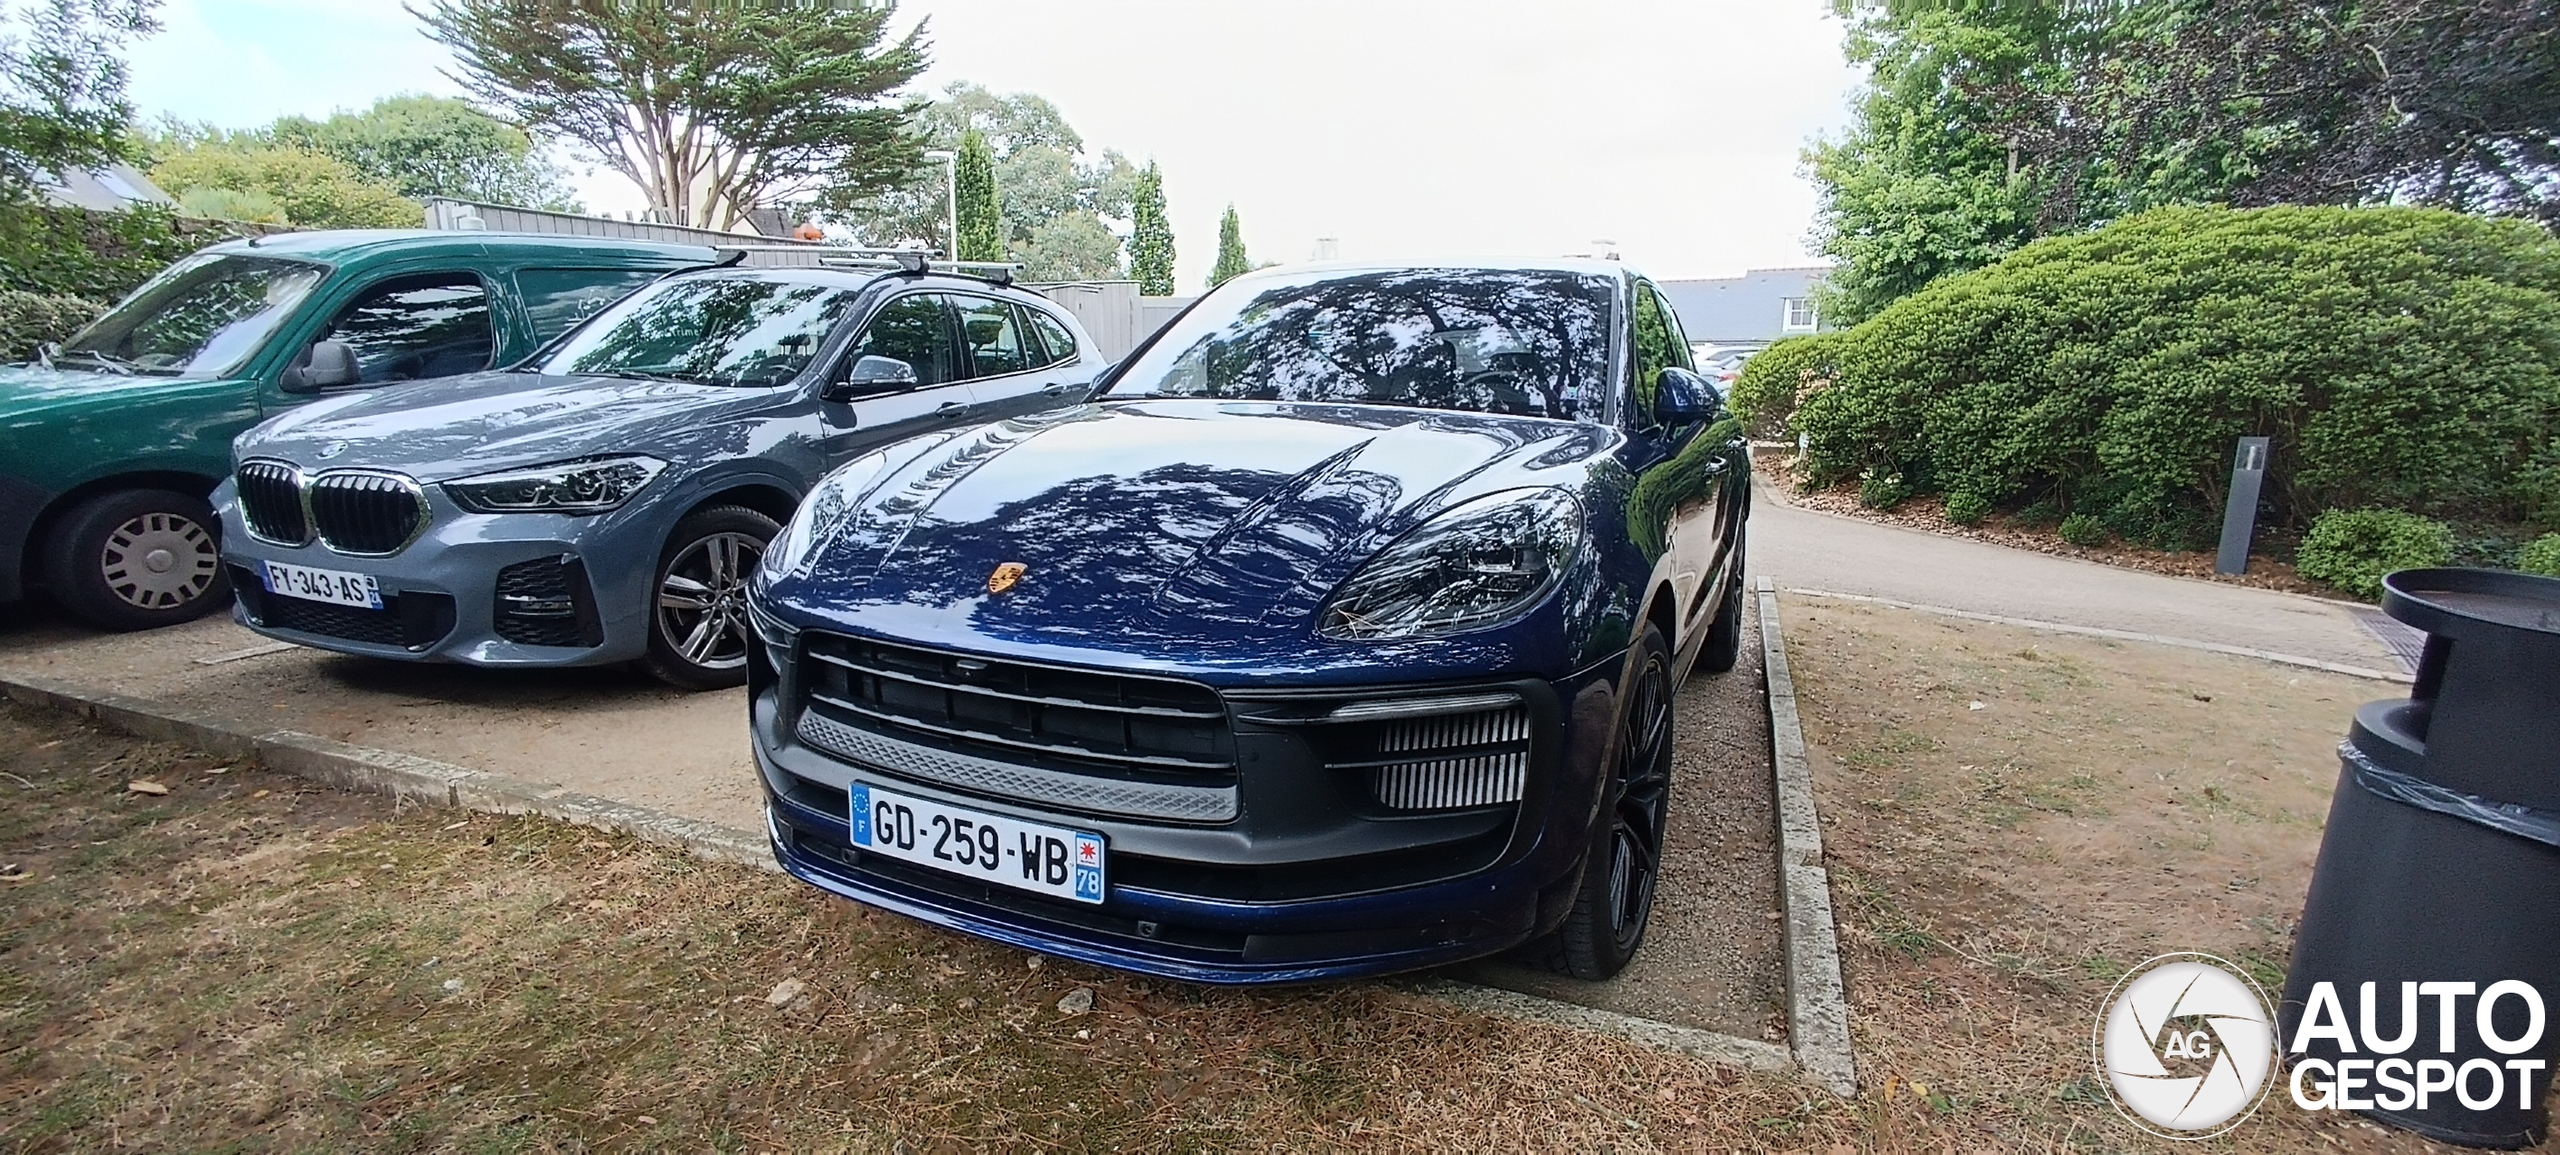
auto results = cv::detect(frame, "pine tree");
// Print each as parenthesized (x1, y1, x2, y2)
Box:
(1208, 204, 1251, 287)
(1127, 161, 1175, 295)
(954, 128, 1004, 262)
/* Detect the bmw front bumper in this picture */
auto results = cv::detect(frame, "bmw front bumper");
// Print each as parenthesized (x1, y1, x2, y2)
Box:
(213, 479, 666, 667)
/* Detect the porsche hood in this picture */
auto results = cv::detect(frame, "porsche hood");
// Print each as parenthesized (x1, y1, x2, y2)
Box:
(759, 400, 1614, 650)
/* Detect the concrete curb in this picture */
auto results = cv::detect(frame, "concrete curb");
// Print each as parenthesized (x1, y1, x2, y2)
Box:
(1756, 578, 1859, 1098)
(1784, 587, 2412, 684)
(0, 671, 776, 873)
(1410, 979, 1794, 1074)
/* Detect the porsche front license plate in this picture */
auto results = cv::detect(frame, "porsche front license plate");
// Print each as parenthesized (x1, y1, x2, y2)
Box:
(849, 782, 1105, 904)
(261, 560, 383, 609)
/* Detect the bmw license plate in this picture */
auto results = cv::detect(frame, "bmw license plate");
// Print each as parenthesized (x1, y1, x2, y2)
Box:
(849, 782, 1105, 904)
(261, 560, 383, 609)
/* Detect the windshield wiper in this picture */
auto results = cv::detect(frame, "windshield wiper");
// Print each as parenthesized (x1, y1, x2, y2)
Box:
(51, 349, 141, 376)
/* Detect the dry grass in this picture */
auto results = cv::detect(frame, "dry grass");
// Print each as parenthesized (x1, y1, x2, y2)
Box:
(0, 700, 1877, 1153)
(1784, 598, 2536, 1152)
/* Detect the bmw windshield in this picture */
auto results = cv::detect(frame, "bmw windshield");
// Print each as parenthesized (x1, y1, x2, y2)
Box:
(1105, 267, 1616, 422)
(54, 253, 327, 378)
(534, 274, 862, 388)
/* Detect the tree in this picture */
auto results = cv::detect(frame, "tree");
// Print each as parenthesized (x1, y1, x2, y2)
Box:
(1208, 204, 1253, 287)
(953, 126, 1001, 261)
(272, 93, 577, 210)
(1808, 0, 2560, 325)
(0, 0, 159, 202)
(829, 81, 1140, 279)
(1020, 213, 1121, 280)
(1128, 161, 1174, 295)
(415, 0, 929, 230)
(146, 130, 421, 228)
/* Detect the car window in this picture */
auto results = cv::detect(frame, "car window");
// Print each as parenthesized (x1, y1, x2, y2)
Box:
(1024, 307, 1079, 368)
(1647, 284, 1695, 371)
(1105, 267, 1615, 422)
(323, 273, 495, 385)
(841, 293, 955, 389)
(537, 274, 863, 388)
(516, 267, 669, 344)
(1630, 280, 1683, 424)
(952, 295, 1030, 378)
(55, 253, 326, 378)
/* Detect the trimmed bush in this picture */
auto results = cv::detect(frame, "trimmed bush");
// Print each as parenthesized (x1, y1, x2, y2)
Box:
(1859, 472, 1909, 510)
(2521, 533, 2560, 577)
(1729, 333, 1840, 440)
(0, 291, 104, 361)
(1791, 206, 2560, 537)
(2296, 509, 2453, 600)
(1944, 491, 1992, 525)
(0, 203, 261, 301)
(2059, 513, 2107, 547)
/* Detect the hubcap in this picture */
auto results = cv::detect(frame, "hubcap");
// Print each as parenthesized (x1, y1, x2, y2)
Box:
(656, 530, 764, 671)
(100, 512, 219, 610)
(1607, 649, 1674, 947)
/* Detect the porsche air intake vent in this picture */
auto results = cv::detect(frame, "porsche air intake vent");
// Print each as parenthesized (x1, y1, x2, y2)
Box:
(1365, 705, 1532, 811)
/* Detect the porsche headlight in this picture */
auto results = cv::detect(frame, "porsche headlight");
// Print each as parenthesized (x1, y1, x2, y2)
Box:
(443, 455, 665, 514)
(1319, 488, 1581, 641)
(767, 450, 896, 577)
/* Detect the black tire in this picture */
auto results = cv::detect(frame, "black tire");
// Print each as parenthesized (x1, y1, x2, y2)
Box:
(1695, 536, 1748, 676)
(640, 505, 779, 691)
(41, 488, 231, 632)
(1538, 622, 1676, 980)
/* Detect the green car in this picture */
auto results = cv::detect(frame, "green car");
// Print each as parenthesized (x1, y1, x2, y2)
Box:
(0, 229, 718, 631)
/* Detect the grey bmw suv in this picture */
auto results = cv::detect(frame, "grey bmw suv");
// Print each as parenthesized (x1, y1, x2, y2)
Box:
(215, 261, 1101, 688)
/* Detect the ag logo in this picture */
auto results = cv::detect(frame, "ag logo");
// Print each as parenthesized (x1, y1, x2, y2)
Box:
(987, 561, 1027, 595)
(2094, 953, 2277, 1139)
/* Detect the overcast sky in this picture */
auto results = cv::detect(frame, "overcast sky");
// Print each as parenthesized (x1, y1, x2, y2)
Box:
(126, 0, 1862, 286)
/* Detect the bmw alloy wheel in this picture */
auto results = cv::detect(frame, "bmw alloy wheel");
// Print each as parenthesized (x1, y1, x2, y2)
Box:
(656, 530, 762, 671)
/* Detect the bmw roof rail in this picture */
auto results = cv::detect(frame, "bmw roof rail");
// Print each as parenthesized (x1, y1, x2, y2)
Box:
(707, 245, 1025, 286)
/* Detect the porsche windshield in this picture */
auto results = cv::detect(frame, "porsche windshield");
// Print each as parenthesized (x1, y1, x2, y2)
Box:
(1106, 268, 1616, 421)
(54, 253, 327, 377)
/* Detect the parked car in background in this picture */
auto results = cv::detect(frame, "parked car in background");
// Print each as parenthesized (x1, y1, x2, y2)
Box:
(218, 262, 1102, 689)
(746, 260, 1752, 983)
(0, 230, 717, 631)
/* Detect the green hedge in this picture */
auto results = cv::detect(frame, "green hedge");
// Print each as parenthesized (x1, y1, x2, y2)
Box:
(2522, 533, 2560, 577)
(0, 291, 105, 361)
(1729, 333, 1840, 441)
(1784, 206, 2560, 546)
(2296, 509, 2452, 600)
(0, 203, 262, 302)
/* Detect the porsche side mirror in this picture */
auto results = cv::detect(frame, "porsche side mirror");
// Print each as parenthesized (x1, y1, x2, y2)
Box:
(824, 354, 918, 402)
(280, 339, 359, 393)
(1652, 367, 1723, 426)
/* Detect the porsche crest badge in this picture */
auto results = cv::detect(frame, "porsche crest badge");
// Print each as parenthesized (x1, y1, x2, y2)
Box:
(987, 562, 1027, 594)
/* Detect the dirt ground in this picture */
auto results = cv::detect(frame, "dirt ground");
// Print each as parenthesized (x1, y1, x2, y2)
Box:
(0, 699, 1836, 1153)
(1783, 596, 2537, 1151)
(1460, 607, 1789, 1044)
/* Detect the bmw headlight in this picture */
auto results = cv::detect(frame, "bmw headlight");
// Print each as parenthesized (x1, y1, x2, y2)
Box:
(443, 455, 665, 514)
(767, 450, 896, 577)
(1319, 488, 1582, 641)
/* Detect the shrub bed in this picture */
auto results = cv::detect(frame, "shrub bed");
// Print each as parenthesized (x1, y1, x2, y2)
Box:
(2295, 509, 2453, 600)
(0, 203, 262, 302)
(0, 291, 104, 361)
(1741, 206, 2560, 547)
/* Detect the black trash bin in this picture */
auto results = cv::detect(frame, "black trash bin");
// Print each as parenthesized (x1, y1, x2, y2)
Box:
(2280, 568, 2560, 1148)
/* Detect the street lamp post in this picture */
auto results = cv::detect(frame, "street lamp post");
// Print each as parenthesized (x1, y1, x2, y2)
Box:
(922, 149, 958, 259)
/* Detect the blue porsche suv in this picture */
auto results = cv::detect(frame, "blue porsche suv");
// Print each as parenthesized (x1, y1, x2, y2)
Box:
(746, 261, 1750, 982)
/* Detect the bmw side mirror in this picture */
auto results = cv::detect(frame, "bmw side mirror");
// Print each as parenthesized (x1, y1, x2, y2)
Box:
(1652, 367, 1723, 426)
(824, 354, 918, 402)
(280, 339, 359, 393)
